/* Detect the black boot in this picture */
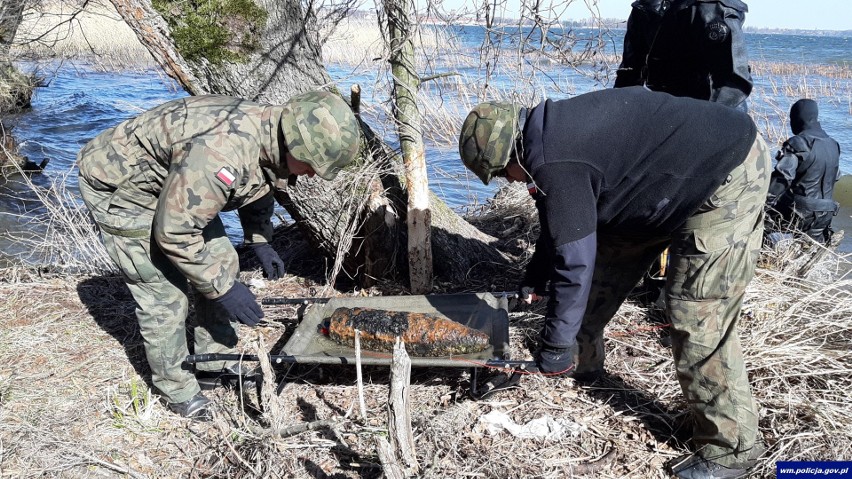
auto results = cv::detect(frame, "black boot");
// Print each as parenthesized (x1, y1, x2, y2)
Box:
(668, 454, 750, 478)
(167, 392, 212, 421)
(668, 439, 765, 478)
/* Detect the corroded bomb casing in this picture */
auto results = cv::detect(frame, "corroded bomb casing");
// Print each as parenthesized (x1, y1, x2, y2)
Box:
(327, 307, 490, 357)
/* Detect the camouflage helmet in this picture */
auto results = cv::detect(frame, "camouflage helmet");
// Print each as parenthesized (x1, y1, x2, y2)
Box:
(458, 102, 522, 185)
(280, 91, 360, 180)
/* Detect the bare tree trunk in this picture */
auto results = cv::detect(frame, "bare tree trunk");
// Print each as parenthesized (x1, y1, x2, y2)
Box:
(108, 0, 512, 287)
(178, 0, 331, 103)
(108, 0, 204, 95)
(0, 0, 24, 58)
(383, 0, 432, 293)
(375, 437, 406, 479)
(0, 0, 32, 113)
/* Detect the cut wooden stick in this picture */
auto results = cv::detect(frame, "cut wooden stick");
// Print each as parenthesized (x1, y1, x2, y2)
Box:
(355, 328, 368, 422)
(388, 336, 419, 475)
(375, 436, 406, 479)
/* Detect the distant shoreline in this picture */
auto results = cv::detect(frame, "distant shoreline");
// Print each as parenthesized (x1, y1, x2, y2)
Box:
(414, 15, 852, 37)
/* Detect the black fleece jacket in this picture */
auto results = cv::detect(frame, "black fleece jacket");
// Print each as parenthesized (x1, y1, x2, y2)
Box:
(521, 87, 757, 347)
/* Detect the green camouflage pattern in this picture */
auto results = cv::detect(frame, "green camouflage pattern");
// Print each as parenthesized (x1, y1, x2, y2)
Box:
(77, 93, 358, 403)
(279, 91, 360, 180)
(459, 102, 521, 185)
(573, 135, 771, 468)
(78, 95, 288, 298)
(79, 180, 239, 403)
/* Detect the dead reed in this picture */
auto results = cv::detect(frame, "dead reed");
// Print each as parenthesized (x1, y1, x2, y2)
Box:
(2, 179, 849, 478)
(751, 60, 852, 79)
(11, 0, 155, 71)
(320, 17, 464, 69)
(0, 163, 114, 273)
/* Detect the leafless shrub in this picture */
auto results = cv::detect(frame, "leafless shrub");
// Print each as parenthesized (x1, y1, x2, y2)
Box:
(0, 163, 114, 273)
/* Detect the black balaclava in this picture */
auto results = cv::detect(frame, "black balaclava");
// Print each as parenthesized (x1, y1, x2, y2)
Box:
(789, 98, 820, 135)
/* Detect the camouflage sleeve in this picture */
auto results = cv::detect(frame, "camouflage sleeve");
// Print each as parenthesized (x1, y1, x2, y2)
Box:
(238, 191, 275, 244)
(698, 0, 753, 108)
(153, 140, 244, 299)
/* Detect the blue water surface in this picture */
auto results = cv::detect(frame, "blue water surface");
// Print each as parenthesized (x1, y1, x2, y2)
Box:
(4, 29, 852, 252)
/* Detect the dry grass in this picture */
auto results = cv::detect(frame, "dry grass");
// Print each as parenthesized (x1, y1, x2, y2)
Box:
(321, 16, 463, 69)
(0, 121, 26, 171)
(0, 66, 38, 114)
(3, 7, 851, 476)
(0, 163, 114, 273)
(11, 0, 155, 70)
(751, 60, 852, 79)
(1, 180, 850, 478)
(748, 60, 852, 141)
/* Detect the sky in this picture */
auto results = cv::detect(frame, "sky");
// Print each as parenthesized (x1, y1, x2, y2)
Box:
(436, 0, 852, 32)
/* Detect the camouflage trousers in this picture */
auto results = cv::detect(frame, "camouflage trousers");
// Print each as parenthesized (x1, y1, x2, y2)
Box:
(574, 135, 771, 468)
(79, 178, 241, 404)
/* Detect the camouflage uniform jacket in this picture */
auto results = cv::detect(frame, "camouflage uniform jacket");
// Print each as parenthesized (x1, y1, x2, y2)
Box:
(78, 95, 291, 299)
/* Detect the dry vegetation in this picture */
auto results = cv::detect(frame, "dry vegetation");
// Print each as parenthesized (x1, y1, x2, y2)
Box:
(3, 5, 852, 479)
(10, 0, 155, 70)
(1, 182, 851, 478)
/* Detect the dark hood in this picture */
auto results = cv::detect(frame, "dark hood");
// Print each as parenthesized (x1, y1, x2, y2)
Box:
(790, 99, 822, 135)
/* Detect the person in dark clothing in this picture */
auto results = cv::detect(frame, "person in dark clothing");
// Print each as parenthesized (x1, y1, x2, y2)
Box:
(766, 99, 841, 244)
(616, 0, 754, 307)
(458, 87, 769, 478)
(615, 0, 753, 110)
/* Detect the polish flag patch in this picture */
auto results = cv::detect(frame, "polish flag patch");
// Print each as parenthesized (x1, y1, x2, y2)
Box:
(216, 167, 236, 186)
(527, 182, 537, 196)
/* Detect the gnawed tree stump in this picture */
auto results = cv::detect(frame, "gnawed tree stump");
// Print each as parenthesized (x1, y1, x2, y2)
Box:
(110, 0, 513, 288)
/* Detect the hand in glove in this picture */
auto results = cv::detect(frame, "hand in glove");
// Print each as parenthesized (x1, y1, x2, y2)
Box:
(251, 243, 285, 280)
(213, 282, 264, 327)
(536, 343, 577, 375)
(518, 285, 545, 304)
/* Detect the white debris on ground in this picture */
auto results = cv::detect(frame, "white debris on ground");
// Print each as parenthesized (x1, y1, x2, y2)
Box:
(478, 410, 586, 440)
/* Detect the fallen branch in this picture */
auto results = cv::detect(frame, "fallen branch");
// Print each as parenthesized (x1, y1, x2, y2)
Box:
(271, 419, 341, 438)
(570, 446, 617, 475)
(71, 451, 147, 479)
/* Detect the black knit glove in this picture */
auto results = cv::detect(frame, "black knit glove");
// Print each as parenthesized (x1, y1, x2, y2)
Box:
(251, 243, 285, 280)
(519, 285, 547, 302)
(214, 282, 264, 327)
(536, 343, 577, 375)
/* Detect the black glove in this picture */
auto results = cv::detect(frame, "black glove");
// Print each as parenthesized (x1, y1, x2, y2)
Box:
(213, 282, 264, 327)
(536, 343, 577, 375)
(519, 285, 547, 302)
(251, 243, 285, 280)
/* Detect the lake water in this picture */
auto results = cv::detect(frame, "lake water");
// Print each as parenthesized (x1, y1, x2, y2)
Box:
(3, 28, 852, 262)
